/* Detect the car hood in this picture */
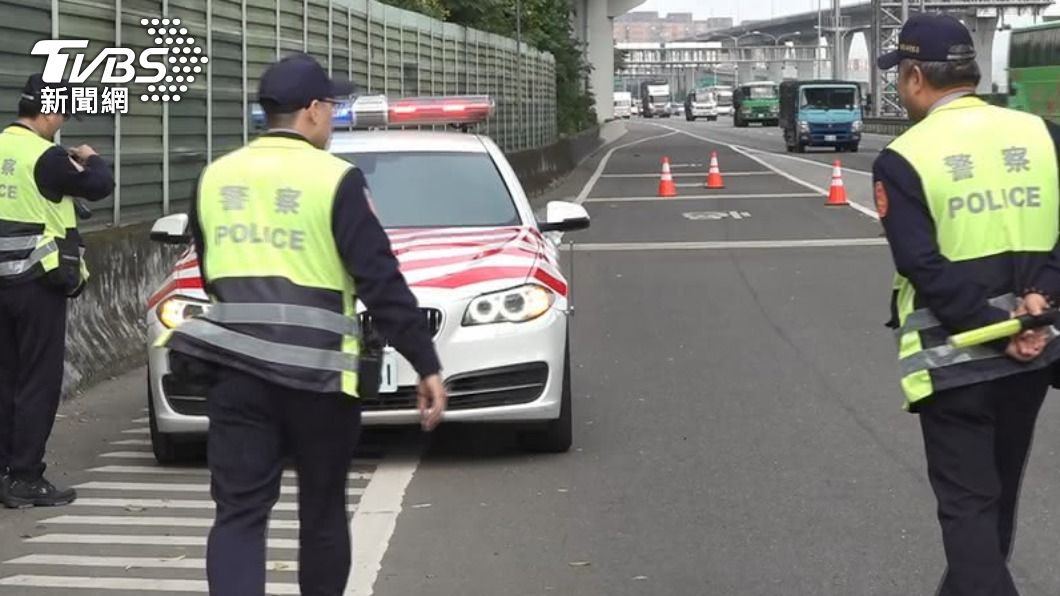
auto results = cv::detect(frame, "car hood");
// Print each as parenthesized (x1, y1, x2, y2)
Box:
(147, 226, 567, 310)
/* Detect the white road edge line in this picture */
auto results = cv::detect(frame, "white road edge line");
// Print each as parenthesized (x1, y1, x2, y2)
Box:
(599, 171, 772, 178)
(562, 238, 888, 252)
(654, 124, 880, 222)
(735, 144, 873, 176)
(346, 449, 422, 596)
(584, 193, 821, 203)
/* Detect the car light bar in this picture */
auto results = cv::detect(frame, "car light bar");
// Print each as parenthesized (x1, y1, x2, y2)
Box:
(350, 95, 494, 129)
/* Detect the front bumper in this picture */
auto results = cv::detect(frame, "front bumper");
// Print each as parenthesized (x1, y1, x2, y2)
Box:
(147, 301, 570, 435)
(800, 128, 861, 145)
(691, 107, 716, 117)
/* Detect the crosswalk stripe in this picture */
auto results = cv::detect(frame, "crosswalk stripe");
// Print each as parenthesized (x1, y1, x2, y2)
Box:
(39, 515, 300, 530)
(75, 481, 365, 496)
(110, 439, 152, 446)
(0, 575, 299, 593)
(100, 452, 156, 459)
(87, 465, 374, 480)
(5, 554, 299, 572)
(131, 417, 149, 423)
(69, 498, 357, 511)
(120, 428, 150, 435)
(26, 534, 299, 549)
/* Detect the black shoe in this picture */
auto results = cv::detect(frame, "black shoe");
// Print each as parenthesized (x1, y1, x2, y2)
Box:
(0, 470, 9, 503)
(2, 476, 77, 508)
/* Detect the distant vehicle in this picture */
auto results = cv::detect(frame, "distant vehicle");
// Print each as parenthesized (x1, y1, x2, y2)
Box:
(669, 102, 685, 117)
(632, 101, 641, 116)
(640, 80, 672, 118)
(613, 91, 633, 119)
(779, 80, 863, 153)
(684, 89, 718, 121)
(704, 85, 734, 117)
(1007, 20, 1060, 122)
(733, 81, 780, 127)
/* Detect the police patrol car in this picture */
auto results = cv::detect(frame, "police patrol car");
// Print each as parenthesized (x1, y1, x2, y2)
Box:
(145, 96, 590, 462)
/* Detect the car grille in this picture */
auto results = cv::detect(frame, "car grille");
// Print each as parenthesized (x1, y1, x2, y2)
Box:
(360, 307, 443, 341)
(809, 122, 850, 134)
(359, 362, 549, 411)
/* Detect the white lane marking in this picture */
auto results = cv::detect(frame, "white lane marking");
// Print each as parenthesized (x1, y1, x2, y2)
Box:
(131, 417, 149, 424)
(681, 211, 752, 221)
(346, 450, 421, 596)
(5, 554, 298, 572)
(26, 533, 299, 549)
(0, 575, 299, 593)
(100, 451, 155, 459)
(574, 130, 680, 204)
(110, 439, 151, 446)
(736, 145, 873, 176)
(87, 465, 373, 479)
(563, 238, 887, 252)
(599, 171, 772, 178)
(71, 497, 320, 511)
(74, 481, 365, 496)
(40, 514, 299, 530)
(120, 428, 150, 435)
(657, 124, 880, 221)
(585, 193, 821, 203)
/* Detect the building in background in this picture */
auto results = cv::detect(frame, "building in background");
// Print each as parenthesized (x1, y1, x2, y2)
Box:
(614, 11, 734, 43)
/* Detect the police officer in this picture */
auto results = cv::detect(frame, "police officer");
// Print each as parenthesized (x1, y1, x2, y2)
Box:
(0, 74, 114, 508)
(876, 14, 1060, 595)
(158, 54, 448, 596)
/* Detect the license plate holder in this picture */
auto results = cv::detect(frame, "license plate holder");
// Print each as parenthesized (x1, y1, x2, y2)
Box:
(379, 347, 398, 394)
(825, 134, 837, 142)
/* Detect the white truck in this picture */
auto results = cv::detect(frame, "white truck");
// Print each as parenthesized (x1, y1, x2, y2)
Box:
(613, 91, 632, 119)
(640, 81, 672, 118)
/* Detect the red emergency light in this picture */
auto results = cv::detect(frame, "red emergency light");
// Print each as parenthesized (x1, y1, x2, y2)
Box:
(350, 95, 494, 129)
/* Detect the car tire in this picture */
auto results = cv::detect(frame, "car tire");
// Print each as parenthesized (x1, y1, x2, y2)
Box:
(148, 380, 201, 464)
(796, 142, 806, 153)
(849, 143, 860, 153)
(519, 336, 573, 454)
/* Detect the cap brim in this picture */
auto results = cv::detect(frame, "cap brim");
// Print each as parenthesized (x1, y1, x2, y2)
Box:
(877, 51, 902, 70)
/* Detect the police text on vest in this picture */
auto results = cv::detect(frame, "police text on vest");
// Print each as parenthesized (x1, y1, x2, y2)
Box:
(947, 187, 1042, 219)
(214, 224, 306, 250)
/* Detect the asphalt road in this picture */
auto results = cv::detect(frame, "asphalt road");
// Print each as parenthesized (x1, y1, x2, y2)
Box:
(6, 119, 1060, 596)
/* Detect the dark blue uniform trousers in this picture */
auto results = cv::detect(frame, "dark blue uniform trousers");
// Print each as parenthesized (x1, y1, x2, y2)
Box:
(919, 368, 1051, 596)
(205, 367, 361, 596)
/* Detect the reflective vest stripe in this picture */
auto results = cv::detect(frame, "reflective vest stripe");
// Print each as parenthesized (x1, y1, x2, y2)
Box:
(0, 234, 42, 251)
(899, 343, 1006, 376)
(173, 318, 358, 373)
(0, 241, 57, 276)
(898, 294, 1019, 335)
(201, 302, 360, 336)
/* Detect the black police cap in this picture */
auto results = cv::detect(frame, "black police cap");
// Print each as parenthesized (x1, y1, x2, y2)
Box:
(257, 53, 355, 114)
(19, 73, 81, 120)
(877, 13, 976, 70)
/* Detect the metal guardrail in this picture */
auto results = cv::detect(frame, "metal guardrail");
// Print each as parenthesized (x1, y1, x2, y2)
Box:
(863, 117, 909, 137)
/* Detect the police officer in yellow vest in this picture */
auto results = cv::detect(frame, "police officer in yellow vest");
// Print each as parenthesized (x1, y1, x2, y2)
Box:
(157, 54, 448, 595)
(0, 74, 114, 508)
(876, 14, 1060, 595)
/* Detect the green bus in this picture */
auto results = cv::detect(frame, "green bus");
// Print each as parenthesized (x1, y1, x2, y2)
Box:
(1007, 20, 1060, 122)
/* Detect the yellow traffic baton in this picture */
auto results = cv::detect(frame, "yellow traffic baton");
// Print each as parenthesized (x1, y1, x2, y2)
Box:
(948, 310, 1060, 349)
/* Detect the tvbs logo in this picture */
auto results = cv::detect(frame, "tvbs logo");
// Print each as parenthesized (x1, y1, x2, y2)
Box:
(30, 17, 208, 105)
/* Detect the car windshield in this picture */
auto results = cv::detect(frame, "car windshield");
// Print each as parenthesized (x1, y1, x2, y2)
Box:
(748, 86, 777, 99)
(650, 94, 668, 102)
(801, 87, 859, 110)
(338, 151, 520, 228)
(716, 93, 733, 106)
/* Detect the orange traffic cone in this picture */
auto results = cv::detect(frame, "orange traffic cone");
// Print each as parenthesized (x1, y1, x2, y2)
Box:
(658, 156, 678, 197)
(825, 160, 848, 206)
(704, 151, 725, 189)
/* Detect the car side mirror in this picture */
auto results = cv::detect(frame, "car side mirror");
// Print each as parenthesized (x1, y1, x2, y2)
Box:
(150, 213, 191, 244)
(538, 201, 590, 233)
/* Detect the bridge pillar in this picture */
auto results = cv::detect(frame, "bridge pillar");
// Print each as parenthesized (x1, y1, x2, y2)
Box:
(796, 59, 816, 81)
(967, 16, 997, 94)
(768, 59, 784, 83)
(738, 61, 754, 86)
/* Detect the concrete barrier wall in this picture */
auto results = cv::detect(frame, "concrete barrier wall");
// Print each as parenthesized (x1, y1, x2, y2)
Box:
(61, 122, 624, 398)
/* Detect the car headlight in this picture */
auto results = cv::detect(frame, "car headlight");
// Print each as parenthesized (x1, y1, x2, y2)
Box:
(798, 120, 809, 132)
(852, 120, 863, 132)
(463, 284, 555, 326)
(157, 296, 209, 329)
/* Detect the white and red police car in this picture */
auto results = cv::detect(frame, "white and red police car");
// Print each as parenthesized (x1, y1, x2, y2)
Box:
(145, 96, 590, 462)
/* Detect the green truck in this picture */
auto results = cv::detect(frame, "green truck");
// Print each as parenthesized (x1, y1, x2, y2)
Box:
(1007, 20, 1060, 122)
(732, 81, 780, 127)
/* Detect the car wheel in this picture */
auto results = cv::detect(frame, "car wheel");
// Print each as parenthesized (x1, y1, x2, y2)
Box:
(796, 143, 807, 153)
(148, 379, 201, 464)
(519, 335, 573, 454)
(849, 143, 860, 153)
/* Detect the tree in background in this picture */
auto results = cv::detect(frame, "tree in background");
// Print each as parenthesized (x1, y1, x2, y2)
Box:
(383, 0, 596, 135)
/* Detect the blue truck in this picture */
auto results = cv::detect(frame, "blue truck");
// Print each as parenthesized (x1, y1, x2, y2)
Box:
(779, 80, 863, 153)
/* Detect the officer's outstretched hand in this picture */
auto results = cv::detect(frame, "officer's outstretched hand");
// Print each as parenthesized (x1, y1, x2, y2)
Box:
(417, 374, 448, 432)
(1006, 294, 1052, 362)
